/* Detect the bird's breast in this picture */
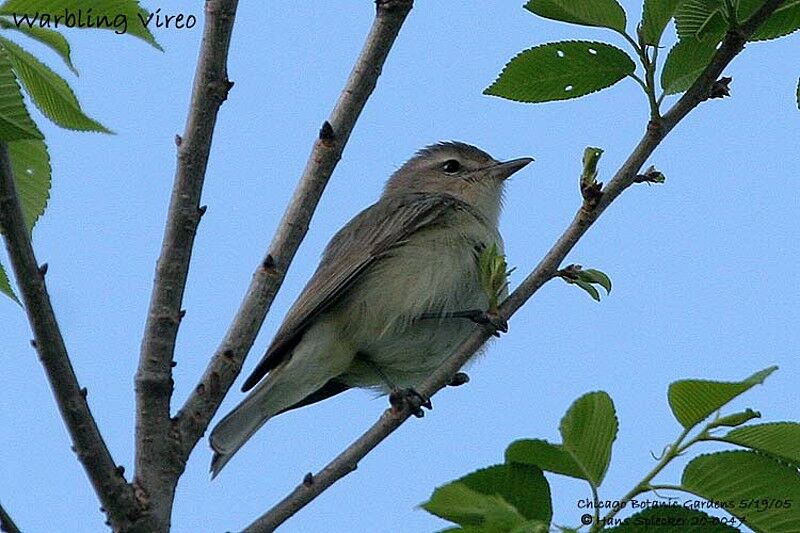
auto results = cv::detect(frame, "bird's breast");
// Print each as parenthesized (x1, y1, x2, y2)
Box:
(332, 215, 501, 388)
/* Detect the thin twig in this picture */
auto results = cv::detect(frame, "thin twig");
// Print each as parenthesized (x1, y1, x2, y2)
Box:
(0, 144, 139, 528)
(243, 2, 785, 530)
(133, 0, 240, 528)
(0, 501, 22, 533)
(174, 0, 414, 465)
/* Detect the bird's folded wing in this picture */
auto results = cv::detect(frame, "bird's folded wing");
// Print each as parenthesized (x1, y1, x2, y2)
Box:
(240, 193, 473, 391)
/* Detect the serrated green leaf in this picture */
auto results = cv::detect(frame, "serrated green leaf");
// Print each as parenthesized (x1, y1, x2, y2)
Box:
(579, 269, 612, 294)
(674, 0, 726, 41)
(0, 0, 162, 51)
(505, 439, 587, 480)
(0, 260, 20, 304)
(422, 482, 527, 530)
(661, 34, 719, 94)
(747, 0, 800, 41)
(642, 0, 684, 44)
(8, 138, 49, 230)
(422, 464, 552, 526)
(485, 41, 635, 104)
(574, 279, 600, 301)
(607, 506, 740, 532)
(0, 36, 108, 132)
(462, 465, 552, 524)
(682, 451, 800, 532)
(0, 49, 42, 140)
(559, 391, 618, 486)
(0, 18, 76, 73)
(524, 0, 627, 33)
(668, 366, 777, 429)
(719, 422, 800, 465)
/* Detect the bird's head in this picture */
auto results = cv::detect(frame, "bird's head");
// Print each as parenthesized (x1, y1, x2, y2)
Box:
(383, 141, 533, 224)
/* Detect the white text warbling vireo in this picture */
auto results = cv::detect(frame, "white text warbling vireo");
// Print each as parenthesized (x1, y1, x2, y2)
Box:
(209, 142, 533, 476)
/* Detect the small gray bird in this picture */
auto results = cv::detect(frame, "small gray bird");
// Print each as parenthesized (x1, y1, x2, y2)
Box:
(209, 142, 532, 476)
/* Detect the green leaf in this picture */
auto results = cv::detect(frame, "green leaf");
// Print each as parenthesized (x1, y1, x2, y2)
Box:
(438, 521, 550, 533)
(678, 0, 800, 42)
(0, 36, 109, 132)
(460, 465, 552, 524)
(524, 0, 627, 34)
(574, 279, 600, 301)
(0, 48, 43, 140)
(505, 439, 587, 480)
(577, 269, 612, 294)
(748, 0, 800, 41)
(607, 505, 740, 531)
(559, 391, 618, 486)
(642, 0, 684, 45)
(422, 464, 552, 527)
(674, 0, 726, 41)
(0, 0, 162, 51)
(422, 465, 552, 529)
(478, 242, 512, 311)
(706, 408, 761, 429)
(682, 451, 800, 532)
(422, 482, 527, 530)
(719, 422, 800, 465)
(485, 41, 635, 104)
(0, 17, 76, 73)
(661, 34, 719, 94)
(668, 366, 777, 429)
(0, 261, 20, 304)
(580, 146, 603, 189)
(508, 522, 550, 533)
(8, 138, 50, 230)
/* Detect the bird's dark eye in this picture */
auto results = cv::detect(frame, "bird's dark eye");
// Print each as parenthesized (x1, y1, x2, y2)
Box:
(442, 159, 461, 173)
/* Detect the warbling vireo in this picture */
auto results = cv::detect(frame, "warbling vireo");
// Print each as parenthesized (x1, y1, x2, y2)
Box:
(209, 142, 532, 476)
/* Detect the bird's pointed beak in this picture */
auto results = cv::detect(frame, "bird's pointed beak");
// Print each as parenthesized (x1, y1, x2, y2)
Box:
(489, 157, 534, 180)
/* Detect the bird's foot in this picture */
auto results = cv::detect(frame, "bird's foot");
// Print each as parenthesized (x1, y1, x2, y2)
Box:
(389, 387, 432, 418)
(421, 309, 508, 336)
(464, 309, 508, 337)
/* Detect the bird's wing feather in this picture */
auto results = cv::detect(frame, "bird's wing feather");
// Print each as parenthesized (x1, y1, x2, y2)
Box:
(241, 193, 472, 391)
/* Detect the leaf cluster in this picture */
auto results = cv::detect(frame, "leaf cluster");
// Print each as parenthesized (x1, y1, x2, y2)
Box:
(485, 0, 800, 111)
(422, 366, 800, 532)
(0, 0, 160, 302)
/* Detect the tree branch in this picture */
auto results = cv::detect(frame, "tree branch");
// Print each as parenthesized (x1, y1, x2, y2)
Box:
(132, 0, 240, 528)
(173, 0, 414, 464)
(0, 501, 22, 533)
(0, 144, 139, 529)
(242, 2, 785, 530)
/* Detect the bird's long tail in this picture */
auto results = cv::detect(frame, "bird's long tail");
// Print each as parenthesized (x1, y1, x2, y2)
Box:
(209, 376, 286, 478)
(208, 360, 351, 478)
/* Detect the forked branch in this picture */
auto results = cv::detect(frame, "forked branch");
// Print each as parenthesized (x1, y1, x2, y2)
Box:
(133, 0, 241, 529)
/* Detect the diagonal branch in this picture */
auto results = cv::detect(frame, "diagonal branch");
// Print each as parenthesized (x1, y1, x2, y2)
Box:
(0, 500, 22, 533)
(173, 0, 414, 463)
(0, 143, 139, 529)
(242, 1, 785, 530)
(133, 0, 240, 527)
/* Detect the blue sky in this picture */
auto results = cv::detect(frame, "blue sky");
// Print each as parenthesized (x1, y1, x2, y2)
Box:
(1, 1, 798, 531)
